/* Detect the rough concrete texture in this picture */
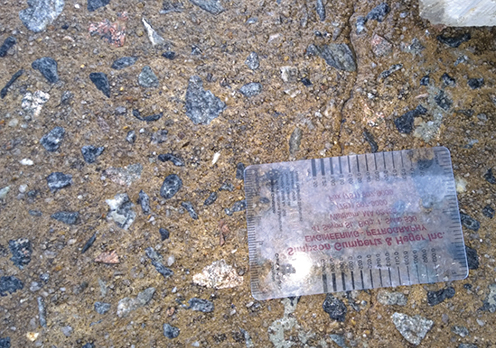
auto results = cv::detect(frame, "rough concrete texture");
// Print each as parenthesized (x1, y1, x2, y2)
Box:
(1, 0, 496, 347)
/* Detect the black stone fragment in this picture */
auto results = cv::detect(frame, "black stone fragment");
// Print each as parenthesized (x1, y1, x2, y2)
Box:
(322, 293, 347, 322)
(484, 168, 496, 184)
(427, 287, 455, 306)
(82, 343, 95, 348)
(46, 172, 72, 191)
(94, 302, 111, 314)
(420, 75, 430, 86)
(363, 129, 378, 153)
(51, 211, 79, 225)
(483, 205, 494, 219)
(138, 190, 150, 214)
(185, 75, 226, 125)
(356, 16, 367, 34)
(81, 145, 104, 163)
(225, 200, 246, 216)
(160, 174, 182, 199)
(379, 64, 402, 79)
(188, 0, 224, 14)
(204, 192, 217, 206)
(163, 323, 180, 338)
(126, 130, 136, 143)
(32, 57, 58, 83)
(89, 72, 110, 98)
(465, 245, 479, 270)
(0, 37, 16, 57)
(61, 23, 69, 29)
(162, 51, 176, 60)
(158, 153, 185, 166)
(81, 232, 97, 253)
(460, 213, 480, 231)
(301, 78, 312, 86)
(146, 247, 174, 278)
(111, 56, 138, 70)
(87, 0, 110, 11)
(9, 238, 32, 269)
(1, 69, 23, 99)
(394, 105, 427, 134)
(236, 163, 245, 179)
(437, 33, 471, 48)
(132, 109, 163, 122)
(468, 78, 484, 90)
(219, 181, 234, 191)
(0, 337, 10, 348)
(434, 90, 452, 110)
(40, 126, 65, 152)
(37, 296, 46, 327)
(191, 45, 201, 55)
(159, 228, 170, 240)
(0, 276, 23, 296)
(61, 91, 73, 105)
(316, 0, 325, 21)
(441, 73, 456, 86)
(181, 201, 198, 220)
(188, 297, 214, 312)
(367, 3, 390, 22)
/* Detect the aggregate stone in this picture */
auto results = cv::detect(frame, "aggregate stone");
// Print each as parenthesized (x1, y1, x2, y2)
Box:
(117, 287, 155, 317)
(245, 52, 259, 70)
(225, 200, 246, 216)
(188, 297, 214, 312)
(0, 37, 16, 57)
(142, 18, 166, 46)
(87, 0, 110, 11)
(239, 82, 262, 97)
(468, 78, 484, 90)
(316, 0, 325, 21)
(162, 51, 176, 60)
(434, 90, 453, 110)
(94, 301, 111, 314)
(0, 276, 24, 296)
(37, 296, 46, 327)
(111, 56, 138, 70)
(427, 287, 455, 306)
(138, 66, 159, 88)
(204, 191, 217, 206)
(81, 232, 97, 253)
(46, 172, 72, 191)
(51, 211, 79, 225)
(289, 127, 302, 155)
(465, 245, 479, 270)
(481, 283, 496, 312)
(151, 130, 168, 143)
(160, 0, 183, 14)
(19, 0, 65, 32)
(452, 325, 469, 337)
(484, 168, 496, 184)
(105, 193, 136, 230)
(104, 163, 142, 186)
(9, 238, 32, 269)
(185, 75, 226, 125)
(236, 162, 245, 179)
(158, 153, 185, 166)
(89, 72, 110, 98)
(460, 213, 480, 231)
(379, 64, 403, 79)
(146, 247, 174, 278)
(163, 323, 180, 338)
(394, 105, 427, 134)
(441, 73, 456, 86)
(363, 129, 378, 152)
(437, 33, 471, 48)
(377, 290, 407, 306)
(32, 57, 59, 83)
(367, 3, 390, 22)
(458, 344, 477, 348)
(188, 0, 223, 14)
(126, 130, 136, 143)
(133, 109, 163, 122)
(319, 44, 357, 72)
(81, 145, 104, 163)
(1, 69, 23, 99)
(391, 312, 433, 345)
(181, 201, 198, 220)
(219, 181, 234, 191)
(138, 190, 150, 214)
(322, 293, 347, 322)
(160, 174, 182, 199)
(159, 228, 170, 240)
(482, 205, 494, 218)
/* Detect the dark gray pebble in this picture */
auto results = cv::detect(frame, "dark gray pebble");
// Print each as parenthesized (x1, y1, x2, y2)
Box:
(111, 56, 138, 70)
(185, 75, 226, 124)
(159, 228, 170, 240)
(37, 297, 46, 327)
(146, 247, 174, 278)
(138, 66, 159, 88)
(245, 52, 259, 70)
(420, 75, 430, 86)
(0, 276, 23, 296)
(356, 16, 367, 34)
(28, 210, 42, 217)
(88, 0, 110, 11)
(162, 51, 176, 60)
(301, 78, 312, 86)
(239, 82, 262, 97)
(367, 3, 389, 22)
(89, 72, 110, 98)
(94, 302, 111, 314)
(158, 153, 185, 166)
(225, 200, 246, 216)
(81, 145, 104, 163)
(441, 73, 456, 86)
(460, 213, 480, 231)
(61, 90, 73, 105)
(160, 174, 182, 199)
(484, 168, 496, 184)
(379, 63, 402, 79)
(163, 323, 180, 338)
(151, 129, 168, 144)
(434, 90, 452, 110)
(32, 57, 58, 83)
(9, 238, 32, 269)
(181, 201, 198, 220)
(126, 130, 136, 143)
(437, 33, 471, 48)
(81, 232, 97, 253)
(138, 190, 151, 214)
(82, 343, 95, 348)
(132, 109, 163, 122)
(394, 105, 427, 134)
(363, 129, 378, 152)
(1, 69, 23, 99)
(322, 293, 347, 322)
(452, 325, 469, 337)
(41, 126, 65, 152)
(188, 297, 214, 312)
(191, 45, 201, 55)
(160, 0, 184, 13)
(236, 163, 245, 179)
(51, 211, 79, 225)
(46, 172, 72, 191)
(483, 205, 494, 219)
(219, 181, 234, 191)
(204, 192, 217, 206)
(316, 0, 325, 21)
(0, 37, 16, 57)
(468, 78, 484, 90)
(0, 337, 10, 348)
(189, 0, 223, 14)
(466, 245, 479, 270)
(319, 44, 357, 72)
(427, 287, 455, 306)
(458, 344, 477, 348)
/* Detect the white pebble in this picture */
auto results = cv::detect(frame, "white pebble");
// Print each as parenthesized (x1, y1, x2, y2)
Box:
(212, 152, 221, 165)
(20, 158, 34, 166)
(19, 184, 28, 193)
